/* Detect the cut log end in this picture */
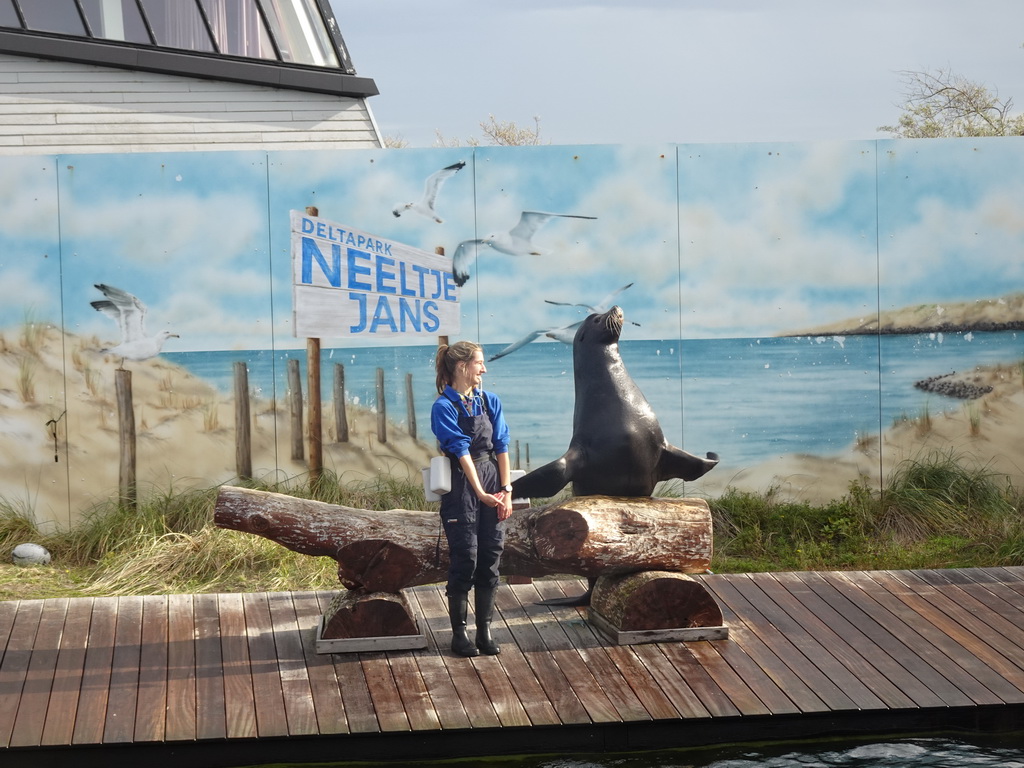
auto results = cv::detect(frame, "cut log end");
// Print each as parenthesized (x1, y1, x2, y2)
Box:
(531, 507, 589, 559)
(590, 571, 723, 631)
(336, 539, 423, 592)
(322, 590, 419, 639)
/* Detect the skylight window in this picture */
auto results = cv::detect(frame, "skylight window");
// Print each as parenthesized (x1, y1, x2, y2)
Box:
(2, 0, 348, 70)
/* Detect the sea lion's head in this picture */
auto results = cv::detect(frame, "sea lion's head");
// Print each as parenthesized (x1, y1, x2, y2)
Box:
(574, 305, 624, 347)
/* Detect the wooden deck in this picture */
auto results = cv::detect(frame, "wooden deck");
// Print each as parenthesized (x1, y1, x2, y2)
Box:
(4, 567, 1024, 767)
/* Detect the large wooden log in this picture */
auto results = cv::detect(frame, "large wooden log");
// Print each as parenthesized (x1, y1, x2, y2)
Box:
(214, 486, 712, 591)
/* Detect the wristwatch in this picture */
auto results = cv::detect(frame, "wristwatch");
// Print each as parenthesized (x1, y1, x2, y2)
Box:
(503, 484, 513, 493)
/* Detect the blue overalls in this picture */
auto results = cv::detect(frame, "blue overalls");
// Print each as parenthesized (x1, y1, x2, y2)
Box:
(440, 391, 506, 595)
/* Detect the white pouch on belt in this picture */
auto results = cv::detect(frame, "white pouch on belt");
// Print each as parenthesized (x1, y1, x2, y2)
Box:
(422, 455, 451, 501)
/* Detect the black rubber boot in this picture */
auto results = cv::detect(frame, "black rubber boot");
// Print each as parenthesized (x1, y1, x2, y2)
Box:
(474, 586, 501, 655)
(447, 592, 479, 657)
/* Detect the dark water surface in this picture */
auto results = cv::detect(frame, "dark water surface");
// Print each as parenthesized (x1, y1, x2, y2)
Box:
(243, 733, 1024, 768)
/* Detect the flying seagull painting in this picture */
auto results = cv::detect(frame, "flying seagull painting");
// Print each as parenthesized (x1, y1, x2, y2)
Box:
(544, 282, 635, 314)
(489, 283, 636, 361)
(90, 283, 178, 368)
(488, 320, 581, 362)
(392, 160, 466, 223)
(451, 210, 597, 286)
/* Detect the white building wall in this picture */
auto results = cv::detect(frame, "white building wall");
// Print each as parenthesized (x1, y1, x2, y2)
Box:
(0, 53, 382, 155)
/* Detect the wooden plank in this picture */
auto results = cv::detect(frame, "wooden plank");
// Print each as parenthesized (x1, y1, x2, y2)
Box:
(907, 569, 1024, 651)
(193, 593, 226, 741)
(240, 592, 289, 738)
(700, 576, 825, 714)
(680, 638, 777, 717)
(656, 641, 745, 718)
(104, 596, 144, 744)
(675, 643, 770, 720)
(10, 570, 1024, 759)
(288, 591, 350, 735)
(410, 587, 502, 729)
(535, 575, 713, 723)
(266, 592, 319, 737)
(706, 575, 857, 711)
(311, 592, 381, 735)
(461, 592, 532, 729)
(948, 569, 1024, 634)
(0, 600, 42, 747)
(629, 641, 711, 720)
(514, 583, 622, 724)
(882, 570, 1024, 697)
(788, 571, 953, 708)
(164, 593, 197, 742)
(386, 651, 443, 731)
(815, 571, 980, 707)
(536, 581, 654, 723)
(359, 652, 411, 732)
(423, 584, 558, 728)
(404, 587, 476, 730)
(836, 571, 1004, 706)
(496, 583, 592, 725)
(72, 598, 117, 745)
(733, 573, 888, 710)
(0, 599, 18, 653)
(217, 592, 257, 739)
(8, 599, 61, 748)
(862, 571, 1024, 702)
(755, 573, 915, 709)
(134, 595, 168, 743)
(40, 597, 93, 746)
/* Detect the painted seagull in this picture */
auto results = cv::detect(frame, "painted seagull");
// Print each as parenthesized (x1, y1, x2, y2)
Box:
(392, 160, 466, 223)
(488, 321, 581, 362)
(545, 282, 636, 315)
(489, 283, 637, 361)
(91, 283, 178, 368)
(451, 210, 597, 286)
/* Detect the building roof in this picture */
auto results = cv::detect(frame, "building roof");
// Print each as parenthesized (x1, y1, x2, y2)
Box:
(0, 0, 378, 98)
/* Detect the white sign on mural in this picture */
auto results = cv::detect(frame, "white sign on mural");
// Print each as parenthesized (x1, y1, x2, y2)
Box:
(290, 210, 460, 338)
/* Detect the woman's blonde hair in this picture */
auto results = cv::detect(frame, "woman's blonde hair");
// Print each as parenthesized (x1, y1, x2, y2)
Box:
(435, 340, 482, 394)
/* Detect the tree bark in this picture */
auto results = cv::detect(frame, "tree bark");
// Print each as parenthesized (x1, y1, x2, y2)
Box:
(214, 486, 712, 591)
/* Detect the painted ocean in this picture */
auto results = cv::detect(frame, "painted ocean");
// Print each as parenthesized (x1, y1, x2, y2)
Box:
(163, 330, 1022, 470)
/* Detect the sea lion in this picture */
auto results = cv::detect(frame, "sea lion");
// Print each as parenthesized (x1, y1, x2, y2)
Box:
(511, 305, 719, 606)
(512, 305, 719, 500)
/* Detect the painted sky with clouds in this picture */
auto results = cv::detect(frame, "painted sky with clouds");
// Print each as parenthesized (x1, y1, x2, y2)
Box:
(0, 137, 1021, 352)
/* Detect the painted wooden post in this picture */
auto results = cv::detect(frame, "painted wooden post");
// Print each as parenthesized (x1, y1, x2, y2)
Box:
(115, 368, 136, 509)
(334, 363, 348, 443)
(307, 338, 322, 484)
(405, 372, 416, 440)
(233, 361, 252, 480)
(288, 358, 303, 461)
(303, 206, 324, 483)
(376, 367, 387, 444)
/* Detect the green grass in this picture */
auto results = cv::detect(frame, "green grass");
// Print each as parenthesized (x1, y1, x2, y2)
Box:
(710, 449, 1023, 573)
(2, 452, 1022, 600)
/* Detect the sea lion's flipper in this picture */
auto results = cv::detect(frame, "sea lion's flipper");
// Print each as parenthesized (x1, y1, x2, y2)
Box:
(511, 450, 577, 500)
(658, 447, 720, 482)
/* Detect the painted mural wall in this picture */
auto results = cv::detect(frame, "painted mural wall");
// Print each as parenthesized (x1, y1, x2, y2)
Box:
(1, 140, 1021, 530)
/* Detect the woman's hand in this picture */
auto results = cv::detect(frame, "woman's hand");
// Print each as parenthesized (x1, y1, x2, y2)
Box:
(496, 491, 513, 521)
(477, 489, 513, 520)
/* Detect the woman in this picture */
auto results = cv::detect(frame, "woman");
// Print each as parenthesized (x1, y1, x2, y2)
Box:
(431, 341, 514, 657)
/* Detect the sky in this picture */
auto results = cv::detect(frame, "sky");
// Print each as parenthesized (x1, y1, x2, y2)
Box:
(3, 138, 1022, 351)
(338, 0, 1024, 147)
